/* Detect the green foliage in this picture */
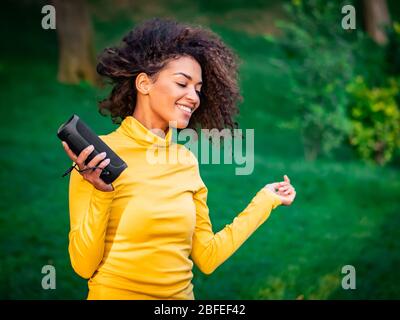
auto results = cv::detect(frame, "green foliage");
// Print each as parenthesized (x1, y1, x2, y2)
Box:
(275, 0, 361, 161)
(346, 76, 400, 165)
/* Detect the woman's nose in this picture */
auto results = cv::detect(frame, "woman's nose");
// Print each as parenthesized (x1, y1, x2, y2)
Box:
(186, 87, 200, 105)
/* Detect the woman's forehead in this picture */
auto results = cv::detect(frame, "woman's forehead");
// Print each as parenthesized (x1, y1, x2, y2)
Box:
(164, 57, 202, 80)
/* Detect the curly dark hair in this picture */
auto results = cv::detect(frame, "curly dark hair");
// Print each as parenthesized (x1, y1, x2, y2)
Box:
(96, 18, 242, 130)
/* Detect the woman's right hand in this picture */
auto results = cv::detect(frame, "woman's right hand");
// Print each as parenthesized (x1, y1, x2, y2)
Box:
(61, 141, 114, 192)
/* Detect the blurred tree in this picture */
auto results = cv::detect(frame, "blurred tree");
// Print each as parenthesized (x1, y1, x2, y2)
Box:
(363, 0, 391, 44)
(53, 0, 99, 85)
(276, 0, 355, 161)
(347, 76, 400, 165)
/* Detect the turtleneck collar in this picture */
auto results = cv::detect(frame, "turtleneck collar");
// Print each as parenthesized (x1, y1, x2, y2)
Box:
(117, 116, 173, 147)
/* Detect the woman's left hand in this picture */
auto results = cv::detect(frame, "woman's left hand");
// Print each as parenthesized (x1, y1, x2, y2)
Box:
(264, 174, 296, 206)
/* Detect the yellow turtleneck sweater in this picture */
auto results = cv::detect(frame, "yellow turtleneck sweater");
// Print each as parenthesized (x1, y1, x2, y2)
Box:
(68, 116, 282, 300)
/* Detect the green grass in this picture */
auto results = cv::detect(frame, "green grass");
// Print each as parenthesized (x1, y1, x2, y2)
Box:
(0, 0, 399, 300)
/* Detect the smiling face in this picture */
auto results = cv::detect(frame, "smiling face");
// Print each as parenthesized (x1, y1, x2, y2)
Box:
(134, 55, 203, 131)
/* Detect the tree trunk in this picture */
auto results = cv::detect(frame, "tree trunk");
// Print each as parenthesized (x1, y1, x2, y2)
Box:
(302, 126, 321, 162)
(363, 0, 391, 45)
(374, 140, 386, 165)
(53, 0, 99, 85)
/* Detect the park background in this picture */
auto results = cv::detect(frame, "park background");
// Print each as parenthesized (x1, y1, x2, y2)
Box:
(0, 0, 399, 299)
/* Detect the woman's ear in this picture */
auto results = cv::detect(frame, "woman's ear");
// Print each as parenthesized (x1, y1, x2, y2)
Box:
(135, 72, 152, 94)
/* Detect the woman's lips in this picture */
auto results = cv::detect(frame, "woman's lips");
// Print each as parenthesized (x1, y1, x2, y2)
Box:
(176, 104, 192, 117)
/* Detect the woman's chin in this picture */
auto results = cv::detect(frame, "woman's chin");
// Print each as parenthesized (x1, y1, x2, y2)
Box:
(176, 123, 190, 130)
(168, 118, 190, 129)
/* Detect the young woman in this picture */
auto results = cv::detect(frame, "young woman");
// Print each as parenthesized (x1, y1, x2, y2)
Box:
(61, 18, 296, 300)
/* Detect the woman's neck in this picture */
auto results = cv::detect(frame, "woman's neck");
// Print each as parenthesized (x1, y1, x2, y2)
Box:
(132, 106, 169, 138)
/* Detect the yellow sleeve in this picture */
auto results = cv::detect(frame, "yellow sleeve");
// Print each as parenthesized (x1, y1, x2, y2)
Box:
(191, 184, 282, 275)
(68, 166, 115, 279)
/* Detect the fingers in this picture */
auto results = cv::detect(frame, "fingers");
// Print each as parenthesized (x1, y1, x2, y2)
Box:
(278, 185, 290, 193)
(285, 187, 295, 196)
(82, 151, 110, 179)
(270, 182, 281, 189)
(92, 158, 111, 178)
(75, 145, 95, 169)
(278, 185, 295, 195)
(278, 178, 297, 205)
(87, 151, 107, 168)
(62, 142, 108, 171)
(62, 142, 113, 192)
(278, 187, 291, 195)
(276, 175, 292, 188)
(62, 141, 78, 162)
(284, 187, 294, 195)
(266, 175, 295, 196)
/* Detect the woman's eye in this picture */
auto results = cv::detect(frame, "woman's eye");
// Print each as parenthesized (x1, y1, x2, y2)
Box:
(176, 83, 201, 96)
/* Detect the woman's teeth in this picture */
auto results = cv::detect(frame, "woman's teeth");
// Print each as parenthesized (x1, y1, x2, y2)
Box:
(176, 104, 192, 114)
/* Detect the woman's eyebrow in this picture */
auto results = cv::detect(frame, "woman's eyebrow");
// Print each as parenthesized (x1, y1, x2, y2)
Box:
(173, 72, 203, 85)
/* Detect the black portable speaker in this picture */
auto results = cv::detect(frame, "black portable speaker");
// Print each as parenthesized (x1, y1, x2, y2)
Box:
(57, 114, 128, 184)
